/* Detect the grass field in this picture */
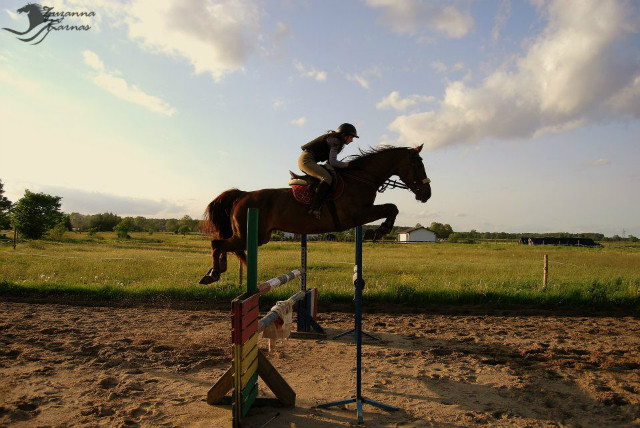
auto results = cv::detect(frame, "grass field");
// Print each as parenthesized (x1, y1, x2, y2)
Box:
(1, 231, 639, 310)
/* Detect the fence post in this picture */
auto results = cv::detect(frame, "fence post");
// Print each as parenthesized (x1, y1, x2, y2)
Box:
(246, 208, 259, 294)
(543, 254, 548, 288)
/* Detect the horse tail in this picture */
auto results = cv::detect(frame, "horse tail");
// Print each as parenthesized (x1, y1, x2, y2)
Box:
(200, 188, 247, 239)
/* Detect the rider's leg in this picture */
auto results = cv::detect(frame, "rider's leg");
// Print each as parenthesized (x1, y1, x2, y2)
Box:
(308, 180, 331, 218)
(298, 152, 333, 219)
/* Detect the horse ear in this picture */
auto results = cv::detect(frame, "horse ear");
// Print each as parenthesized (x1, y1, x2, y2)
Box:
(414, 144, 424, 153)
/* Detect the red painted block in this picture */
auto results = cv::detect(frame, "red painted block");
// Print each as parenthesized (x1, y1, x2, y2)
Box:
(241, 293, 259, 316)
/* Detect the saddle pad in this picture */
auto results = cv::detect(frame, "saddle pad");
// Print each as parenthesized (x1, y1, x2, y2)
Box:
(291, 176, 344, 205)
(291, 185, 313, 205)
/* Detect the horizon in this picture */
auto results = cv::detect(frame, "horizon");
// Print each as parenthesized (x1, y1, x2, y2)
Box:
(1, 0, 638, 237)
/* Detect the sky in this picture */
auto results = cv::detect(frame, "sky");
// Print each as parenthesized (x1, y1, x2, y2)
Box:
(1, 0, 639, 237)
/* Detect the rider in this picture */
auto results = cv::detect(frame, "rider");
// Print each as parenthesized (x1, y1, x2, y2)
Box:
(298, 123, 359, 218)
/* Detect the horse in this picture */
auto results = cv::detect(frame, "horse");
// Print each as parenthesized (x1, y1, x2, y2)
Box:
(199, 145, 431, 284)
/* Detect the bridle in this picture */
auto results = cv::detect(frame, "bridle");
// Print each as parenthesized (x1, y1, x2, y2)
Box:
(378, 177, 430, 193)
(343, 152, 431, 194)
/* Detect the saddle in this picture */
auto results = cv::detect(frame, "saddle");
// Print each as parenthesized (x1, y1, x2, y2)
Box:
(288, 166, 344, 205)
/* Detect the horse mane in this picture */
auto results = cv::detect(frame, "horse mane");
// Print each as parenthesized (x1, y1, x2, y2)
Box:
(345, 145, 410, 167)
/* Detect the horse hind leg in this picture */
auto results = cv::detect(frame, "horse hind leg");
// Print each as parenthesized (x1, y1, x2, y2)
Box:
(199, 240, 226, 284)
(199, 238, 244, 285)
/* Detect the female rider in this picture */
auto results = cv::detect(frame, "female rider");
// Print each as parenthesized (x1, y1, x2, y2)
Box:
(298, 123, 358, 218)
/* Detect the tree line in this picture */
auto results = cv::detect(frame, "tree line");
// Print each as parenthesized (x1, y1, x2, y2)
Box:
(0, 182, 199, 239)
(1, 181, 637, 242)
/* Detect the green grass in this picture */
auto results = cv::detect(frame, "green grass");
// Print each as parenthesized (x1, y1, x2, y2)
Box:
(1, 231, 639, 310)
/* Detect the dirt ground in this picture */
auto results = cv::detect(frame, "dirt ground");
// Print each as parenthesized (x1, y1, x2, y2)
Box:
(0, 300, 639, 428)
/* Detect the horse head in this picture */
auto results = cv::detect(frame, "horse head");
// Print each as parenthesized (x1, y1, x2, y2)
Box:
(397, 145, 431, 203)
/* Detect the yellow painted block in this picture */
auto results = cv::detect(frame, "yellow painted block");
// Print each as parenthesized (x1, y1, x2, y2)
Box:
(241, 333, 258, 360)
(240, 354, 258, 388)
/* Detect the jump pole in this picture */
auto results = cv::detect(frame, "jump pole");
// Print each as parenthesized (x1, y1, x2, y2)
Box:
(317, 225, 399, 423)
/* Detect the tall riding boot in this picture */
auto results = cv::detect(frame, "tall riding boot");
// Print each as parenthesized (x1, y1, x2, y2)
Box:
(308, 181, 331, 219)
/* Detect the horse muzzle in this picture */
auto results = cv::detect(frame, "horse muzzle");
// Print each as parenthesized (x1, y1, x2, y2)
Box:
(412, 183, 431, 202)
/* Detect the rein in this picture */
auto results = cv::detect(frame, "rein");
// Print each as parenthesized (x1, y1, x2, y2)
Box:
(378, 179, 408, 193)
(341, 172, 430, 194)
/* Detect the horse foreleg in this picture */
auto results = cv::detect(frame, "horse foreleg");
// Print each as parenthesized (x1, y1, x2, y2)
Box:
(358, 203, 399, 241)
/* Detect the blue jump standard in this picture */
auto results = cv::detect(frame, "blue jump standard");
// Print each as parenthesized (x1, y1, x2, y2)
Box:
(317, 225, 399, 424)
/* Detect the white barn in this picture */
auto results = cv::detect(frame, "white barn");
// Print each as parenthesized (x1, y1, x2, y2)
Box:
(397, 226, 437, 243)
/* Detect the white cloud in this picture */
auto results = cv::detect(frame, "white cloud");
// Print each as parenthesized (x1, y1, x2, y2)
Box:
(587, 159, 611, 167)
(387, 0, 640, 149)
(82, 50, 104, 71)
(492, 0, 512, 42)
(274, 21, 290, 42)
(430, 61, 447, 73)
(346, 73, 370, 89)
(128, 0, 262, 82)
(365, 0, 474, 39)
(82, 50, 177, 117)
(291, 117, 307, 126)
(5, 8, 19, 20)
(376, 91, 435, 111)
(42, 186, 186, 216)
(294, 61, 327, 81)
(56, 0, 263, 82)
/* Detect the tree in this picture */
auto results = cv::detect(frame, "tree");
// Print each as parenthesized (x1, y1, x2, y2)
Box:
(179, 215, 198, 232)
(166, 218, 179, 234)
(0, 179, 12, 229)
(114, 217, 133, 239)
(89, 212, 121, 231)
(12, 190, 64, 239)
(429, 222, 454, 240)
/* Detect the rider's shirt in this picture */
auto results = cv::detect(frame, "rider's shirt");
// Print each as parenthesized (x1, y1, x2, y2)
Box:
(301, 132, 348, 168)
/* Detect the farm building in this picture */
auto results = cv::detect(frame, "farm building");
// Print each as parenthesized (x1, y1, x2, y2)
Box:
(519, 237, 602, 247)
(397, 226, 437, 243)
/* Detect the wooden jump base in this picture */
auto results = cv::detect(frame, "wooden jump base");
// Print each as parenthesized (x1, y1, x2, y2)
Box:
(206, 208, 324, 427)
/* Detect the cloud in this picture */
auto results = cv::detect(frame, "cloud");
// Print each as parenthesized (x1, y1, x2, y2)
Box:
(346, 73, 369, 89)
(430, 61, 447, 73)
(587, 159, 611, 167)
(82, 50, 104, 71)
(376, 91, 435, 111)
(82, 50, 177, 117)
(291, 116, 307, 126)
(492, 0, 512, 42)
(387, 0, 640, 150)
(39, 186, 186, 217)
(130, 0, 263, 82)
(274, 21, 290, 42)
(365, 0, 473, 39)
(294, 61, 327, 81)
(56, 0, 263, 82)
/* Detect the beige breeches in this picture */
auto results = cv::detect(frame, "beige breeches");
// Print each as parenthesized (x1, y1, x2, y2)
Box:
(298, 151, 333, 185)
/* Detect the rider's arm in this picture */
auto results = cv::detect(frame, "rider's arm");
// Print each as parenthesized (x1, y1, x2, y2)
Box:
(327, 136, 349, 168)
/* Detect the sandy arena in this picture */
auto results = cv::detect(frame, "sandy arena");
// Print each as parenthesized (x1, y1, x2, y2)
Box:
(1, 300, 639, 427)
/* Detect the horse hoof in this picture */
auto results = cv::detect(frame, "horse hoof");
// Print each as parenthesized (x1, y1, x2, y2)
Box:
(198, 270, 220, 285)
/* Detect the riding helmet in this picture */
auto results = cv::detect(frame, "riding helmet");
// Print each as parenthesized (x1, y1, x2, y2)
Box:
(336, 123, 359, 138)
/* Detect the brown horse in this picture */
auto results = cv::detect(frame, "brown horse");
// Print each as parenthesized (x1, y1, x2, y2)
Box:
(199, 145, 431, 284)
